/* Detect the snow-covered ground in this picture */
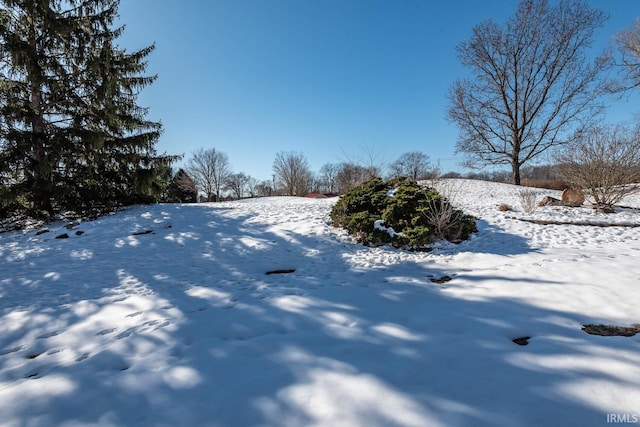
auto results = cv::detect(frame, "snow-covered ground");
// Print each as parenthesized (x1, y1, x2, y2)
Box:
(1, 179, 639, 427)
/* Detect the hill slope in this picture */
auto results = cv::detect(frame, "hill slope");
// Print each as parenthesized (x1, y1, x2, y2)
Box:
(1, 180, 639, 426)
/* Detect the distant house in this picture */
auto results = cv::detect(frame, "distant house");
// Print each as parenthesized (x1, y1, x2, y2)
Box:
(305, 193, 337, 199)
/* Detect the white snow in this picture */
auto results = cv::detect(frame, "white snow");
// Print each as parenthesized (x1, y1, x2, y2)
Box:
(1, 179, 639, 426)
(374, 219, 400, 237)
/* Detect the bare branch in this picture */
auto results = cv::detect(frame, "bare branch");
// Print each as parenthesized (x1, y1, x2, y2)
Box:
(447, 0, 609, 185)
(612, 18, 640, 92)
(186, 148, 231, 202)
(272, 151, 312, 196)
(555, 124, 640, 207)
(389, 151, 437, 181)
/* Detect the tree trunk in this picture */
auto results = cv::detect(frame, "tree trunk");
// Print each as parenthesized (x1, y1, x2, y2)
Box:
(512, 160, 521, 186)
(29, 34, 53, 215)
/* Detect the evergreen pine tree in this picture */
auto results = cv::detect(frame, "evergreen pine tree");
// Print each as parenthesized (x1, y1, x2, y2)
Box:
(166, 168, 197, 203)
(1, 0, 80, 216)
(0, 0, 174, 218)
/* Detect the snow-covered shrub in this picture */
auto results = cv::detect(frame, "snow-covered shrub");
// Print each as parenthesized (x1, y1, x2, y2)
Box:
(330, 177, 476, 249)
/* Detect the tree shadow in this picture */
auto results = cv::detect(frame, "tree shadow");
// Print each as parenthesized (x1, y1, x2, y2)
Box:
(0, 202, 636, 426)
(461, 218, 538, 256)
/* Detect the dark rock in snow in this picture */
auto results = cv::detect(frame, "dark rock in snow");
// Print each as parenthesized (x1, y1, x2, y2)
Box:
(539, 196, 581, 207)
(582, 324, 640, 337)
(512, 336, 531, 346)
(265, 269, 296, 275)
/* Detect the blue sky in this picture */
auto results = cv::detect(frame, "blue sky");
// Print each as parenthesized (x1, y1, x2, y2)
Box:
(117, 0, 640, 181)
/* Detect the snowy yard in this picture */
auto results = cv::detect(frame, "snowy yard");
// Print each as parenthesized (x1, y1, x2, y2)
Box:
(1, 179, 639, 426)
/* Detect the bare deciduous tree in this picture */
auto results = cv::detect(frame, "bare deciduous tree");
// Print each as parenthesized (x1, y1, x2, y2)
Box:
(254, 180, 273, 197)
(341, 144, 387, 180)
(389, 151, 436, 181)
(613, 18, 640, 92)
(186, 148, 231, 202)
(447, 0, 609, 185)
(555, 124, 640, 208)
(245, 176, 258, 198)
(318, 163, 339, 194)
(224, 172, 250, 200)
(272, 151, 313, 196)
(335, 162, 378, 195)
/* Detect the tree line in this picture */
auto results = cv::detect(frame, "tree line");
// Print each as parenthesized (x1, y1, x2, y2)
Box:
(172, 148, 440, 202)
(1, 0, 639, 219)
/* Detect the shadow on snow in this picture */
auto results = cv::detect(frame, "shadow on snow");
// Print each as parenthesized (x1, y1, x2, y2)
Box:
(0, 202, 636, 426)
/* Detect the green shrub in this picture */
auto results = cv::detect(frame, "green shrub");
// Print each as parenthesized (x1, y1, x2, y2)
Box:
(330, 177, 476, 250)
